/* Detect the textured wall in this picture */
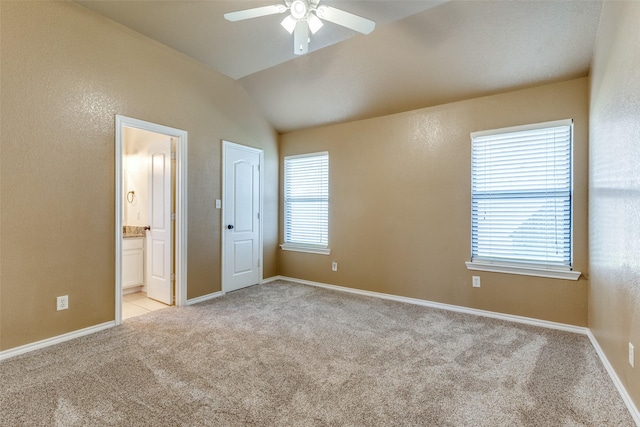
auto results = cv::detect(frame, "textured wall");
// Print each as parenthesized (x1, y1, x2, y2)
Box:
(0, 1, 278, 350)
(589, 0, 640, 410)
(280, 78, 589, 326)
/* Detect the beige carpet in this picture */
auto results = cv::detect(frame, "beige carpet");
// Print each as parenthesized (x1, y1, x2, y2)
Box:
(0, 280, 634, 426)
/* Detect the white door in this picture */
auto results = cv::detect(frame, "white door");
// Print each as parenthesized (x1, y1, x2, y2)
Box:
(223, 142, 261, 293)
(146, 137, 173, 304)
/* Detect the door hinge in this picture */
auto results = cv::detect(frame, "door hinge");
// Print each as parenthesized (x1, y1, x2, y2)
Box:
(171, 152, 176, 160)
(257, 258, 261, 267)
(171, 213, 176, 220)
(171, 274, 176, 282)
(257, 212, 260, 220)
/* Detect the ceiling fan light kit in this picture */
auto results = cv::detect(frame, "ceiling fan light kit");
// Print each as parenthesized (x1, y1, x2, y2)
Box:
(280, 15, 297, 33)
(224, 0, 375, 55)
(307, 14, 324, 34)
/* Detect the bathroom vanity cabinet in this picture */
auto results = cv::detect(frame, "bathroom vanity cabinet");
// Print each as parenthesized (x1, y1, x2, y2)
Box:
(122, 237, 144, 289)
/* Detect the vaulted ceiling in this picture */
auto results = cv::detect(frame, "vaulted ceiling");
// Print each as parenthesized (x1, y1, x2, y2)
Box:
(75, 1, 603, 133)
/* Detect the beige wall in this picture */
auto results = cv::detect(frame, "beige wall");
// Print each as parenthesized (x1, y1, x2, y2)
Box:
(280, 78, 589, 326)
(0, 1, 278, 350)
(589, 0, 640, 409)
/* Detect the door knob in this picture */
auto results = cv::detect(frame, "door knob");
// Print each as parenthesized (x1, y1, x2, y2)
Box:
(227, 224, 234, 230)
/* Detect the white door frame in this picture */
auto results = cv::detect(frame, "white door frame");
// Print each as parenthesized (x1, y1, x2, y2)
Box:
(221, 140, 264, 294)
(115, 115, 188, 325)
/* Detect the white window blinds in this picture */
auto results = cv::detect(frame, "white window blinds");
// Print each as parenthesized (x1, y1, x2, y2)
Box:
(284, 152, 329, 248)
(471, 120, 573, 269)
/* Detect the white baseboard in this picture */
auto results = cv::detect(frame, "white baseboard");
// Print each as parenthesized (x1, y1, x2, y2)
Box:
(0, 321, 116, 361)
(185, 291, 224, 306)
(274, 275, 639, 425)
(260, 276, 282, 284)
(275, 276, 588, 334)
(122, 285, 143, 295)
(587, 331, 640, 426)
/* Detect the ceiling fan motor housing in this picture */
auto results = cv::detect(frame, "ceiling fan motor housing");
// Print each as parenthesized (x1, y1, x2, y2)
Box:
(290, 0, 308, 19)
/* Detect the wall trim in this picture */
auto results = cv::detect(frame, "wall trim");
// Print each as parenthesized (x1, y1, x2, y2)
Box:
(260, 276, 282, 284)
(186, 291, 224, 306)
(587, 331, 640, 425)
(275, 276, 587, 334)
(274, 275, 639, 425)
(465, 260, 582, 281)
(0, 321, 115, 361)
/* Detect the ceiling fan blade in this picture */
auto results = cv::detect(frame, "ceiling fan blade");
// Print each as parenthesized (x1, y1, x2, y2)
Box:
(315, 5, 375, 34)
(293, 20, 309, 55)
(224, 4, 287, 22)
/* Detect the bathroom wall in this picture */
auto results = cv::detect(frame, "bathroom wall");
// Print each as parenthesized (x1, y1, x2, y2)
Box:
(123, 127, 173, 228)
(0, 1, 279, 351)
(124, 151, 149, 227)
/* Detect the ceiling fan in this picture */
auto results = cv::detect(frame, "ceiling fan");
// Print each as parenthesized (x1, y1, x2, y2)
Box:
(224, 0, 376, 55)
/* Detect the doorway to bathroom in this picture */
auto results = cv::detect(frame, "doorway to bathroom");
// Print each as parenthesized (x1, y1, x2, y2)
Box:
(115, 115, 188, 325)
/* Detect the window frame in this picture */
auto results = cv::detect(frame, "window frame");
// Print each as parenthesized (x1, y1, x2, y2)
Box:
(280, 151, 331, 255)
(465, 119, 581, 280)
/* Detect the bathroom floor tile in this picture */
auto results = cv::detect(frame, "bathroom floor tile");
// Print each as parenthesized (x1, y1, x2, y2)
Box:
(134, 298, 169, 311)
(122, 292, 170, 321)
(122, 302, 150, 320)
(123, 292, 147, 302)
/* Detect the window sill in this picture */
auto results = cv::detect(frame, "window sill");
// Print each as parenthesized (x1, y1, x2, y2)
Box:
(280, 243, 331, 255)
(465, 261, 581, 281)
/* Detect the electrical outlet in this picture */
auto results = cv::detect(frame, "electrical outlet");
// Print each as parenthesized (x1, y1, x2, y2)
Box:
(630, 343, 635, 368)
(57, 295, 68, 311)
(331, 261, 338, 272)
(472, 276, 481, 288)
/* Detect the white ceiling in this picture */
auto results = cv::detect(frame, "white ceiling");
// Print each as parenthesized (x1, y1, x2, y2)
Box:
(75, 0, 603, 133)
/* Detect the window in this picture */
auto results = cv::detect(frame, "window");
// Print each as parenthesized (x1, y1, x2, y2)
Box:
(466, 119, 580, 280)
(281, 152, 330, 255)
